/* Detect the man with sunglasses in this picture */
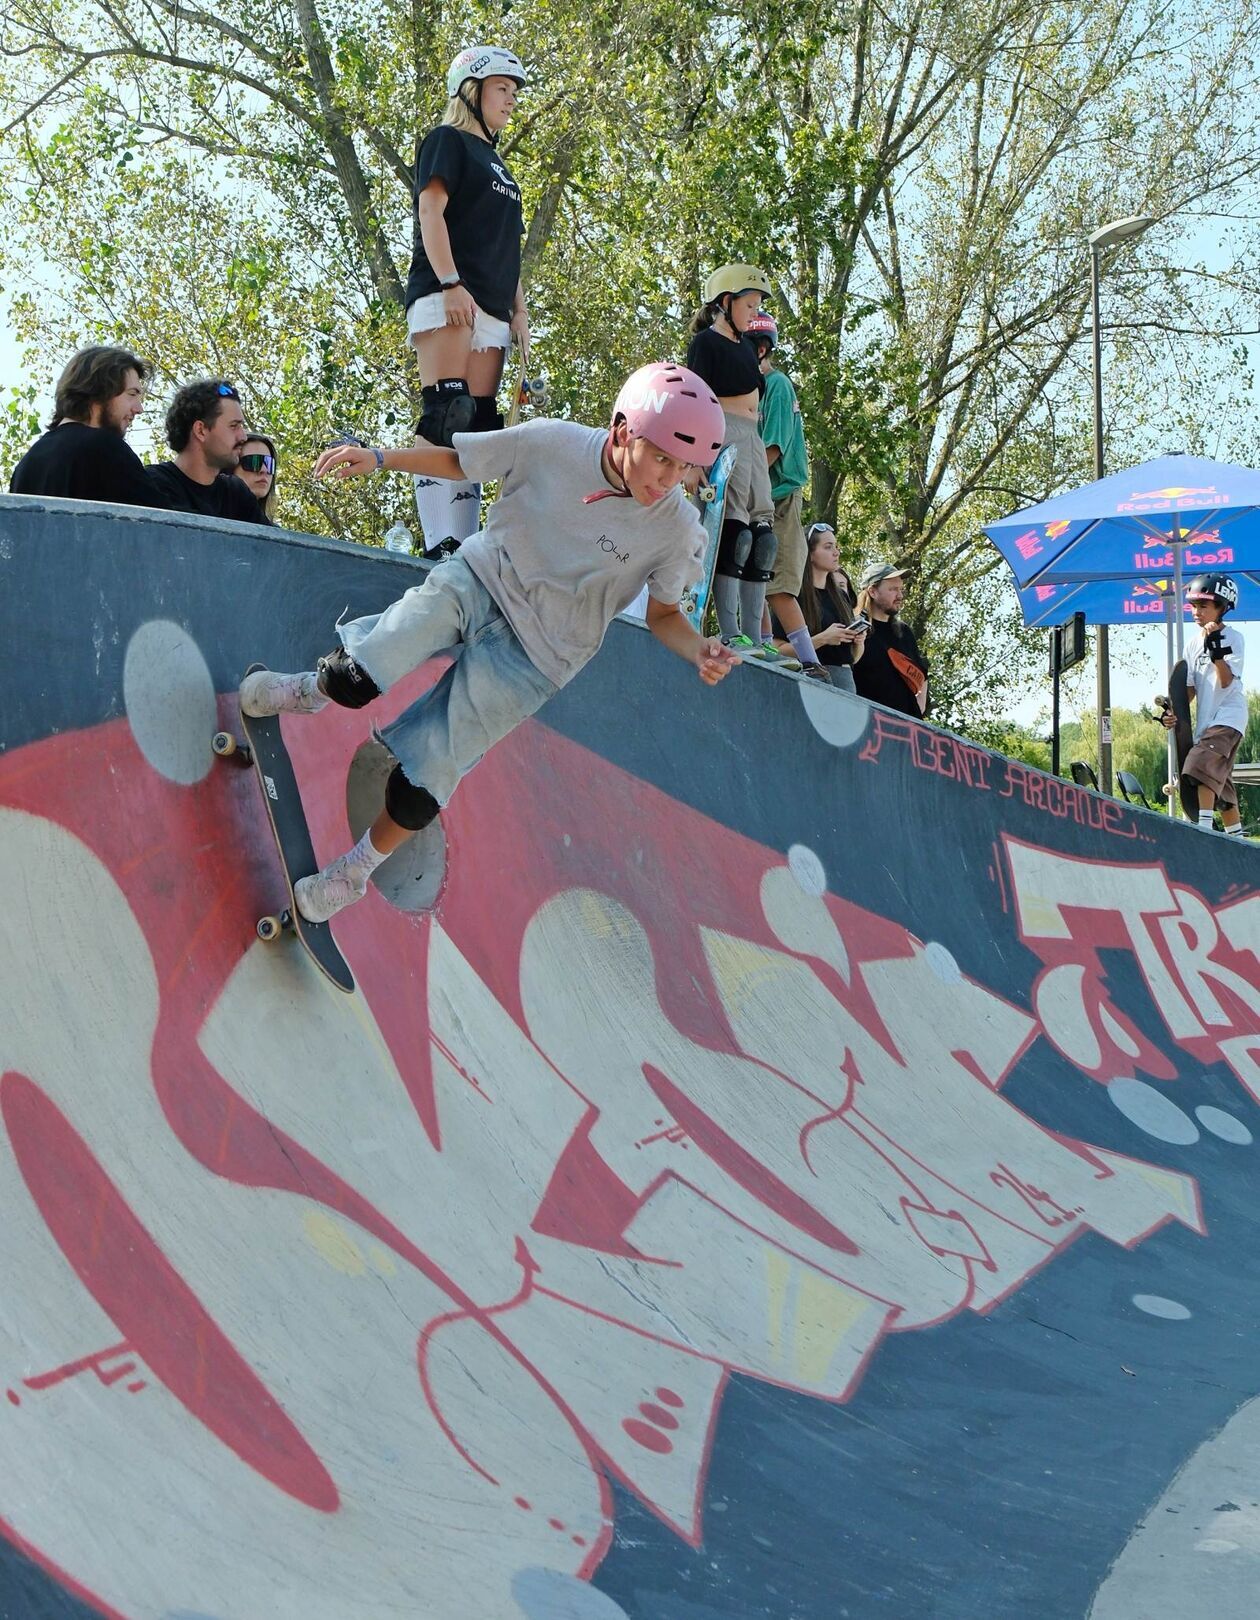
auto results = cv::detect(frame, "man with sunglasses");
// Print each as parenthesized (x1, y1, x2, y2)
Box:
(145, 380, 271, 524)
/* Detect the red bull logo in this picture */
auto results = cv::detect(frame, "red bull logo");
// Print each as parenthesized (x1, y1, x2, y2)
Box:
(1117, 484, 1225, 514)
(1045, 519, 1071, 540)
(1133, 545, 1233, 572)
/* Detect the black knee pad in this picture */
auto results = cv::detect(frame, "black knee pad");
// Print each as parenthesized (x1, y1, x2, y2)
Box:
(471, 395, 504, 433)
(385, 763, 440, 831)
(316, 647, 380, 710)
(740, 521, 778, 583)
(416, 379, 476, 447)
(715, 520, 753, 580)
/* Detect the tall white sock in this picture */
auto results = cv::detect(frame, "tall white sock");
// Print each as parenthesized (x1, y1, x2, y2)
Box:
(1199, 809, 1215, 829)
(413, 474, 481, 555)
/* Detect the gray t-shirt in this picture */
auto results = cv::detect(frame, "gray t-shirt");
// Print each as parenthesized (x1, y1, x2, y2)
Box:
(1187, 623, 1247, 737)
(453, 418, 705, 686)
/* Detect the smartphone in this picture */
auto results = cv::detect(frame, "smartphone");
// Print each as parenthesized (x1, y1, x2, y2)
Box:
(848, 615, 871, 634)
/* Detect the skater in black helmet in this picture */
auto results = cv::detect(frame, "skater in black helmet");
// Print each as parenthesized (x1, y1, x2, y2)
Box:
(1159, 573, 1248, 837)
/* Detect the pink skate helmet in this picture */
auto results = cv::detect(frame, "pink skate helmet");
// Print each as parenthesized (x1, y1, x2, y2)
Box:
(612, 363, 725, 463)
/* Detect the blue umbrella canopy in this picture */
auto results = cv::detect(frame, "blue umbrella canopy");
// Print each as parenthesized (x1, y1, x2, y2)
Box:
(985, 453, 1260, 590)
(1017, 572, 1260, 629)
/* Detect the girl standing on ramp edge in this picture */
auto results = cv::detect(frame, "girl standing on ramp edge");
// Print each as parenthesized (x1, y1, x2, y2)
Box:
(240, 364, 739, 923)
(406, 44, 530, 557)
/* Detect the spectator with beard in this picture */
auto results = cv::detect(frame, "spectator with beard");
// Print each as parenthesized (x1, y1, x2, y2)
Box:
(10, 346, 165, 507)
(145, 380, 270, 524)
(853, 562, 929, 717)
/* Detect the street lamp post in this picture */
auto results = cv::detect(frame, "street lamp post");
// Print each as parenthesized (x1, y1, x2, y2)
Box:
(1088, 213, 1155, 794)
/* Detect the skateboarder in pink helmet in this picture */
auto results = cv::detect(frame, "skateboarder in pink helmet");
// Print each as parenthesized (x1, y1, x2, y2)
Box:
(240, 363, 737, 923)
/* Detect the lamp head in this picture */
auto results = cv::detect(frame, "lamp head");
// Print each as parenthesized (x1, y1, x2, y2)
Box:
(1088, 214, 1157, 251)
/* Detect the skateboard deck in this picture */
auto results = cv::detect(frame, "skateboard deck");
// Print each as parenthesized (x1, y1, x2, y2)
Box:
(683, 444, 738, 635)
(1153, 658, 1197, 819)
(505, 336, 547, 429)
(213, 666, 356, 993)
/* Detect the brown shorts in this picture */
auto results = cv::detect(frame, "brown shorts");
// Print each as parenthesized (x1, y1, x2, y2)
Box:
(767, 488, 807, 597)
(1183, 724, 1242, 808)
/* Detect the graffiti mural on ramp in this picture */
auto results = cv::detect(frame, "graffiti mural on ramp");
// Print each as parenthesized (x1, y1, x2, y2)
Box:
(0, 497, 1258, 1620)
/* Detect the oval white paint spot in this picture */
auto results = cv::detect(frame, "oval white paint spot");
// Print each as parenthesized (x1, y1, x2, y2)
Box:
(1194, 1538, 1240, 1554)
(799, 682, 869, 748)
(787, 844, 826, 897)
(1195, 1106, 1253, 1145)
(1107, 1078, 1199, 1145)
(123, 620, 216, 785)
(1133, 1294, 1192, 1321)
(924, 942, 961, 984)
(512, 1568, 631, 1618)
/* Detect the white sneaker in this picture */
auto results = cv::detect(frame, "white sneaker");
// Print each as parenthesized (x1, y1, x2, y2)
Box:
(240, 669, 328, 717)
(294, 855, 369, 923)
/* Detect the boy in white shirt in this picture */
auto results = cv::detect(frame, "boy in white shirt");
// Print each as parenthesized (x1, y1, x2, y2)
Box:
(1162, 573, 1248, 836)
(241, 363, 739, 920)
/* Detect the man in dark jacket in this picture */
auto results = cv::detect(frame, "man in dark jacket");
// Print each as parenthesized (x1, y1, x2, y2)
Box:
(853, 562, 930, 718)
(9, 346, 165, 508)
(144, 379, 270, 524)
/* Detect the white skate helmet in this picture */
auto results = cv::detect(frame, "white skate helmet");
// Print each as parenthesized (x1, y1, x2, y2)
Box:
(446, 46, 528, 97)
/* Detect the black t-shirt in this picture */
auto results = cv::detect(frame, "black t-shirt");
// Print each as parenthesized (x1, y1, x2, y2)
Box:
(9, 422, 166, 508)
(685, 326, 765, 398)
(404, 126, 524, 321)
(770, 583, 856, 667)
(808, 585, 855, 668)
(144, 463, 270, 525)
(852, 617, 929, 717)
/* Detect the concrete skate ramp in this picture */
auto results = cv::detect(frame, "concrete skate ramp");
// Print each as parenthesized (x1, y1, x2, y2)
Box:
(1, 496, 1259, 1620)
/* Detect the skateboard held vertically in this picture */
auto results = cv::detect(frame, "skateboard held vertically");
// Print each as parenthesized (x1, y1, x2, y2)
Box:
(212, 665, 356, 993)
(683, 444, 738, 635)
(505, 335, 547, 429)
(1152, 658, 1197, 820)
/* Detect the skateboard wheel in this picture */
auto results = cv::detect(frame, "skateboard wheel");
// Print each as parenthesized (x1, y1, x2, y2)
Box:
(698, 482, 716, 503)
(257, 915, 282, 942)
(213, 732, 253, 766)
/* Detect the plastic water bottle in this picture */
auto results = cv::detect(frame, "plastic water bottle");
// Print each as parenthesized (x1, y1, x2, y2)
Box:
(383, 520, 414, 556)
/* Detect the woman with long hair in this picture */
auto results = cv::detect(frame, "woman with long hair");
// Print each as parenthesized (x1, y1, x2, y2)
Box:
(776, 522, 866, 692)
(236, 432, 278, 521)
(404, 45, 529, 556)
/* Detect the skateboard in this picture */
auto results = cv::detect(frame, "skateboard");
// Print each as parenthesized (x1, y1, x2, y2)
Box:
(505, 336, 547, 429)
(682, 444, 738, 635)
(212, 665, 356, 993)
(1152, 658, 1197, 819)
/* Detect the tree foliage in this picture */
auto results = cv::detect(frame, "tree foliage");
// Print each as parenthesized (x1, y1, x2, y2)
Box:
(2, 0, 1260, 733)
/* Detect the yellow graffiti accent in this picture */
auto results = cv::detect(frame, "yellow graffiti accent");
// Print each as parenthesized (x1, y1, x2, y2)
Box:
(704, 930, 788, 1018)
(765, 1248, 876, 1387)
(303, 1210, 367, 1276)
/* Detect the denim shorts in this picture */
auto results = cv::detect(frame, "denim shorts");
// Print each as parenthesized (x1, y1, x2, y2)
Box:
(337, 556, 558, 805)
(406, 295, 511, 353)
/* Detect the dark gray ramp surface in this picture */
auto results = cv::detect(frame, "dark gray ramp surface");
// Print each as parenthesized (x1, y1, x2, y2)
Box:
(0, 494, 1258, 1619)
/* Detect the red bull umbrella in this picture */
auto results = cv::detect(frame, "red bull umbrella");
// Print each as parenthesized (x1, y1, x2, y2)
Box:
(984, 452, 1260, 590)
(1017, 572, 1260, 628)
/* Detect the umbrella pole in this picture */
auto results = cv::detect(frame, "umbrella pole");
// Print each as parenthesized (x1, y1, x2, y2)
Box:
(1164, 586, 1177, 816)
